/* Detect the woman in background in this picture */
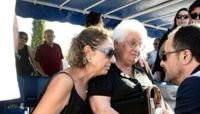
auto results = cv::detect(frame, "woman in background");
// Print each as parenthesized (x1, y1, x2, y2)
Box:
(16, 31, 37, 76)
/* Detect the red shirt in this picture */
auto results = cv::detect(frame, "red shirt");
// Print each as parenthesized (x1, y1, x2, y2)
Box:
(35, 42, 63, 76)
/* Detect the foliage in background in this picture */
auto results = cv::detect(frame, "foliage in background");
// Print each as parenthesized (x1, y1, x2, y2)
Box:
(31, 19, 45, 49)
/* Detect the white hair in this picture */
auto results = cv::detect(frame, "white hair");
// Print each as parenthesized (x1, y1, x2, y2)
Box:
(112, 19, 147, 42)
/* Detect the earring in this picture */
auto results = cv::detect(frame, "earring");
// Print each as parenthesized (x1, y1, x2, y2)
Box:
(87, 57, 92, 63)
(83, 57, 87, 64)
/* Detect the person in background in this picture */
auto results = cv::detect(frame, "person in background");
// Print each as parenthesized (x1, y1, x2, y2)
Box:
(35, 29, 63, 76)
(85, 11, 104, 27)
(160, 24, 200, 114)
(172, 8, 190, 29)
(146, 38, 160, 70)
(189, 0, 200, 24)
(88, 19, 154, 114)
(32, 26, 114, 114)
(15, 31, 37, 76)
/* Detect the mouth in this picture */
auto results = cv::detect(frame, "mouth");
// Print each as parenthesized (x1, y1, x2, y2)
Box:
(131, 54, 139, 59)
(105, 65, 111, 70)
(106, 66, 110, 70)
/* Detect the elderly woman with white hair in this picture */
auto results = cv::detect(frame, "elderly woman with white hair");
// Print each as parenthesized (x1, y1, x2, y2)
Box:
(88, 19, 153, 114)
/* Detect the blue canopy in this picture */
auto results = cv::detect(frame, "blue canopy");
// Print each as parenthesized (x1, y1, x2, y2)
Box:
(15, 0, 195, 38)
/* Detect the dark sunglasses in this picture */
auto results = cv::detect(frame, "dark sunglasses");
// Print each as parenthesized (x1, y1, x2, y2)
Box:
(190, 13, 200, 20)
(159, 49, 185, 61)
(95, 47, 115, 58)
(176, 15, 189, 19)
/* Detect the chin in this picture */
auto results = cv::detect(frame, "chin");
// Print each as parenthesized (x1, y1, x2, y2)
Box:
(101, 70, 109, 75)
(131, 60, 138, 65)
(164, 77, 170, 82)
(94, 71, 107, 77)
(102, 70, 108, 75)
(165, 73, 174, 82)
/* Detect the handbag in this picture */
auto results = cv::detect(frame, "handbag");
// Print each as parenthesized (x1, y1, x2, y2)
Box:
(146, 85, 169, 114)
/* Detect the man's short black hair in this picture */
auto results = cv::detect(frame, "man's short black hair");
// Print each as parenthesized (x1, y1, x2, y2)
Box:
(86, 11, 102, 27)
(173, 24, 200, 62)
(189, 0, 200, 14)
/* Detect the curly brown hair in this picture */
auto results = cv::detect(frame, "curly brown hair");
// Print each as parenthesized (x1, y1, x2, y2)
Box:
(67, 26, 112, 67)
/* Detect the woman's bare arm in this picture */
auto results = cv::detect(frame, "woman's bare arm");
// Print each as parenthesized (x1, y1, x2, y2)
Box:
(89, 95, 119, 114)
(32, 74, 73, 114)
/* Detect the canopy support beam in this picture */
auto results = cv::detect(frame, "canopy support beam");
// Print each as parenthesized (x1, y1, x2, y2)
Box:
(125, 0, 183, 19)
(60, 0, 70, 7)
(143, 12, 176, 23)
(104, 0, 141, 16)
(83, 0, 105, 12)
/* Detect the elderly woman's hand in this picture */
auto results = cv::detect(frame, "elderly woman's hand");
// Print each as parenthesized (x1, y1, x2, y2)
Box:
(138, 58, 151, 74)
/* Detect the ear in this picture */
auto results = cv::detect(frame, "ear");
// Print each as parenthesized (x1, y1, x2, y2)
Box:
(114, 40, 120, 49)
(181, 49, 192, 65)
(83, 45, 94, 61)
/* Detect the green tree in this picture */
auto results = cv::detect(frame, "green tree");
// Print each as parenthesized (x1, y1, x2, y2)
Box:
(31, 19, 45, 49)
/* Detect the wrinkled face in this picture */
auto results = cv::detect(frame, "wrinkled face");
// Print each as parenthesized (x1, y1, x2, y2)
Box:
(176, 10, 190, 26)
(190, 7, 200, 24)
(115, 31, 143, 66)
(89, 38, 115, 76)
(44, 31, 55, 44)
(160, 35, 182, 83)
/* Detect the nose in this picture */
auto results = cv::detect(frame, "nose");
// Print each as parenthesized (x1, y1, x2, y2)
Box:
(110, 56, 116, 63)
(160, 60, 164, 68)
(133, 44, 142, 52)
(197, 16, 200, 20)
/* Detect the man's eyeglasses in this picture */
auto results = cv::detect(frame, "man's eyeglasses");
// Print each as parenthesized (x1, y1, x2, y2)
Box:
(159, 49, 185, 61)
(190, 13, 200, 20)
(94, 47, 115, 58)
(176, 15, 189, 19)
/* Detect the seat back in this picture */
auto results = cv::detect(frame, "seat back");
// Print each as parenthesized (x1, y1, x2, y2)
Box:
(36, 76, 50, 100)
(17, 76, 50, 107)
(2, 76, 50, 114)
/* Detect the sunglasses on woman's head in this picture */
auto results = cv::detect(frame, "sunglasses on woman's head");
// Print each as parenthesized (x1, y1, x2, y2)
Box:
(94, 47, 115, 58)
(190, 13, 200, 19)
(176, 15, 189, 19)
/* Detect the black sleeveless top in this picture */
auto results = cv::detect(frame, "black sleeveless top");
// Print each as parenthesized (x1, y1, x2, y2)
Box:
(16, 45, 34, 76)
(60, 72, 89, 114)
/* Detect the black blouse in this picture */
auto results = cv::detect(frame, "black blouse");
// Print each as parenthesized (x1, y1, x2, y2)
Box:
(16, 45, 34, 76)
(88, 64, 151, 114)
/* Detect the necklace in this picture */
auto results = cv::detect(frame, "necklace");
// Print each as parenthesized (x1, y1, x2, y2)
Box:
(116, 63, 134, 77)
